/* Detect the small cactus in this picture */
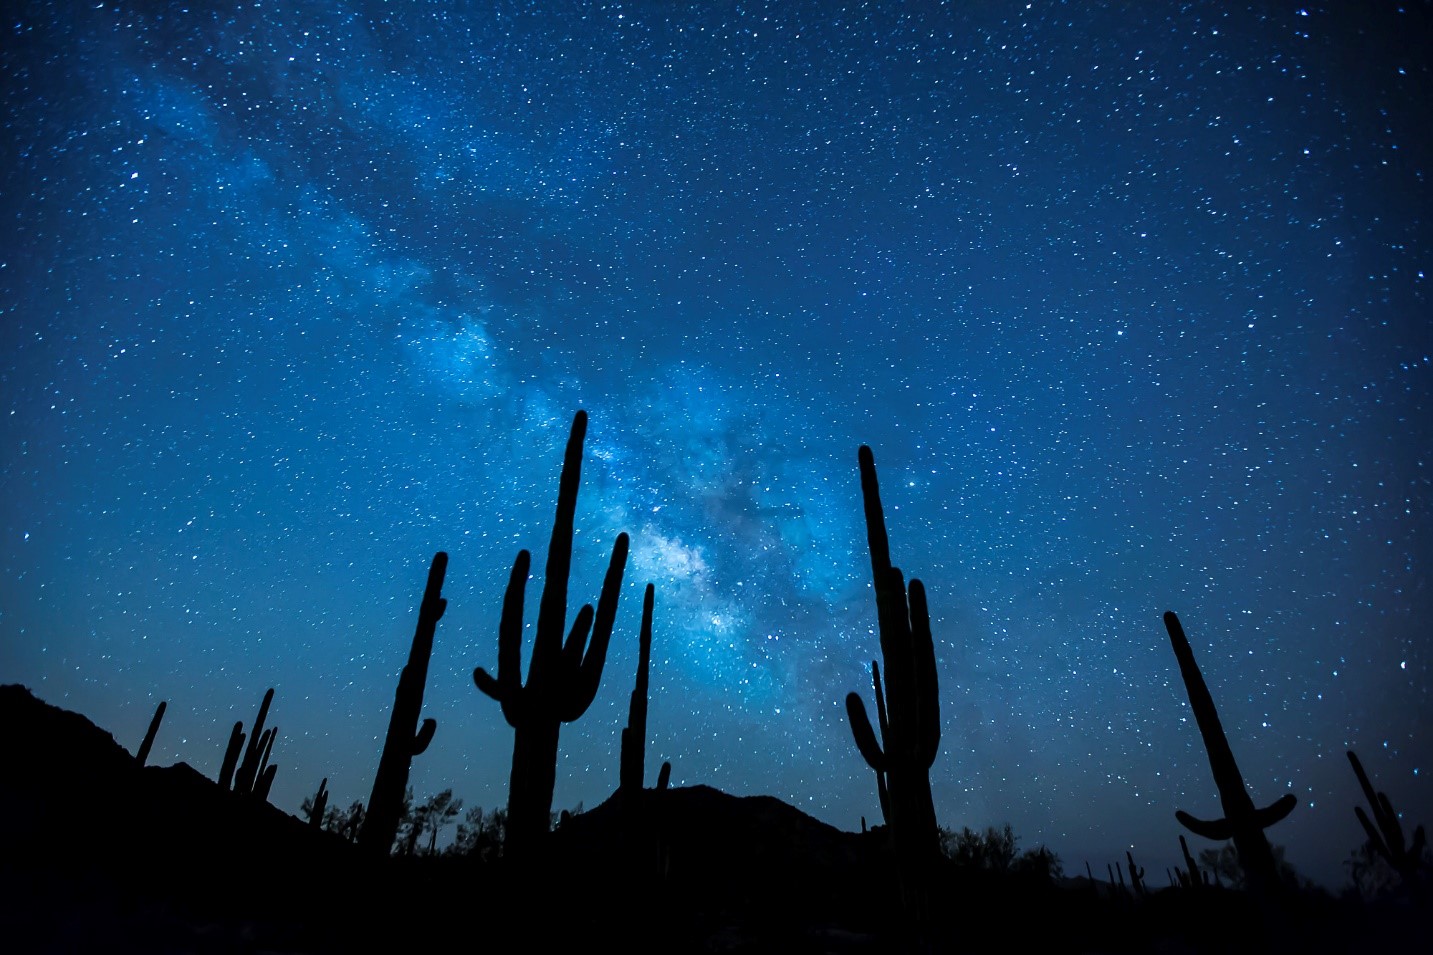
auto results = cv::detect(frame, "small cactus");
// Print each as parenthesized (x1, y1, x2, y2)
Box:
(1126, 850, 1146, 896)
(308, 778, 330, 829)
(136, 701, 166, 766)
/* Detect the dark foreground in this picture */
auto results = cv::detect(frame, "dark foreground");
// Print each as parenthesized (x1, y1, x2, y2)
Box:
(0, 685, 1420, 953)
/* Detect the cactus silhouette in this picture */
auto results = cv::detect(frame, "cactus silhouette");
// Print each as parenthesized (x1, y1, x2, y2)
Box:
(844, 444, 941, 919)
(220, 688, 279, 800)
(218, 720, 244, 789)
(474, 410, 629, 857)
(308, 777, 330, 829)
(849, 659, 892, 824)
(136, 700, 165, 766)
(1347, 749, 1428, 884)
(360, 552, 447, 856)
(619, 584, 655, 793)
(1163, 611, 1296, 893)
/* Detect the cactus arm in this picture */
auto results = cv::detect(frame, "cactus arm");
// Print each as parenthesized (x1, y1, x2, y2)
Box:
(474, 550, 532, 725)
(846, 692, 887, 770)
(137, 700, 166, 766)
(1174, 811, 1235, 841)
(619, 584, 655, 792)
(1348, 749, 1429, 881)
(562, 533, 630, 721)
(219, 721, 244, 789)
(908, 579, 940, 766)
(413, 718, 437, 755)
(1256, 794, 1298, 827)
(871, 660, 889, 742)
(256, 763, 277, 801)
(235, 688, 275, 794)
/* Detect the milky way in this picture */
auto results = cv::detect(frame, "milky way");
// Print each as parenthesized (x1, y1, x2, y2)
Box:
(2, 2, 1428, 887)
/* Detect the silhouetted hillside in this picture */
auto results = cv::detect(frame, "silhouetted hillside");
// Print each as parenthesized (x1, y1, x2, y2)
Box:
(0, 684, 1417, 953)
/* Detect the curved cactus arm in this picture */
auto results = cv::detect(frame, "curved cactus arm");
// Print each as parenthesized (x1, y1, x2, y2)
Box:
(413, 718, 437, 755)
(1175, 810, 1235, 841)
(560, 605, 596, 675)
(1255, 794, 1298, 828)
(846, 692, 888, 770)
(561, 533, 630, 722)
(475, 550, 533, 725)
(534, 412, 588, 663)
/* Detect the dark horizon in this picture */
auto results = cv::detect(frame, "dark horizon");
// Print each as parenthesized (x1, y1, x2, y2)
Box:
(2, 2, 1428, 891)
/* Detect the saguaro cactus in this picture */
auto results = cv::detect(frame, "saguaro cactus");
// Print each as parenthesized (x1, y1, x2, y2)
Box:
(136, 700, 166, 766)
(619, 584, 656, 793)
(360, 552, 447, 856)
(474, 410, 629, 857)
(308, 777, 330, 829)
(1347, 749, 1428, 884)
(1163, 611, 1296, 894)
(218, 721, 244, 789)
(844, 445, 941, 915)
(233, 688, 275, 795)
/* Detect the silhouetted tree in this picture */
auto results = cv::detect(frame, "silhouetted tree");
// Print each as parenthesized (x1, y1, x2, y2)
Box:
(448, 806, 507, 861)
(405, 789, 463, 856)
(321, 801, 366, 843)
(1198, 842, 1305, 891)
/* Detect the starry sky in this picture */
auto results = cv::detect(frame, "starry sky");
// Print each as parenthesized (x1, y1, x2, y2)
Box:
(2, 1, 1428, 888)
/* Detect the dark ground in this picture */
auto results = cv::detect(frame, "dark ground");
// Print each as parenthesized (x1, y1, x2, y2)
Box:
(0, 684, 1421, 954)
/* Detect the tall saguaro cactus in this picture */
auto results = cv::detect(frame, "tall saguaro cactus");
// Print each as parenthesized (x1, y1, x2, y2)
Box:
(844, 445, 941, 913)
(474, 410, 629, 857)
(360, 552, 447, 856)
(619, 584, 656, 794)
(1163, 611, 1296, 894)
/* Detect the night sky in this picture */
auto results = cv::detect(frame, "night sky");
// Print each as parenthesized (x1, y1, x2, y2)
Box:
(2, 2, 1428, 888)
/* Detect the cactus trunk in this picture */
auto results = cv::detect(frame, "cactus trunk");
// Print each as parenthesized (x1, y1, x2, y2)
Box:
(360, 552, 447, 856)
(844, 445, 941, 924)
(619, 584, 655, 793)
(1164, 611, 1296, 894)
(474, 410, 629, 859)
(136, 700, 166, 766)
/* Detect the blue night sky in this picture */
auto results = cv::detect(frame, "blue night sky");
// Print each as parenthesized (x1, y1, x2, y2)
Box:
(1, 2, 1428, 887)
